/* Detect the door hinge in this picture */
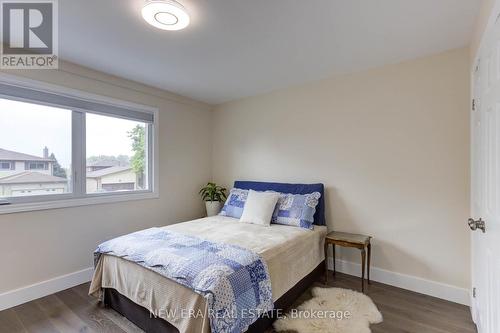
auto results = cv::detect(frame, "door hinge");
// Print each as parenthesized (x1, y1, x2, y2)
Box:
(472, 99, 476, 111)
(473, 287, 476, 298)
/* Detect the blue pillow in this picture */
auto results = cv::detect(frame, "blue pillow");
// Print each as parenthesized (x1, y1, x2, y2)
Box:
(219, 188, 248, 219)
(271, 192, 321, 230)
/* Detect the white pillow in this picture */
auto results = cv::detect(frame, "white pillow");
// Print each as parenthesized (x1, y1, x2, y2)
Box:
(240, 190, 280, 226)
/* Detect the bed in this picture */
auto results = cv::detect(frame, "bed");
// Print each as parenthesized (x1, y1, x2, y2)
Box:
(89, 181, 327, 333)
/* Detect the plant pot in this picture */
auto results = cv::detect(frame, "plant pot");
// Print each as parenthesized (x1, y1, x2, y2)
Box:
(205, 201, 222, 217)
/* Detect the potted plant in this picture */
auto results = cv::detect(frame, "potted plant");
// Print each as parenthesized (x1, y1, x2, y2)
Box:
(199, 182, 227, 216)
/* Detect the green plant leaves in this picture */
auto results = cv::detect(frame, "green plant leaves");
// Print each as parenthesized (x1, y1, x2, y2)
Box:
(199, 182, 227, 203)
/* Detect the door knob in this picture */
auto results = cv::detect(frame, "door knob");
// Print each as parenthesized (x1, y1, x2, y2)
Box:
(468, 218, 486, 233)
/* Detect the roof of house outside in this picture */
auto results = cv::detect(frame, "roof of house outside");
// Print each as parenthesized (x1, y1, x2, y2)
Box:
(0, 148, 54, 162)
(87, 162, 129, 167)
(86, 166, 132, 178)
(0, 172, 67, 184)
(87, 157, 129, 168)
(88, 163, 115, 167)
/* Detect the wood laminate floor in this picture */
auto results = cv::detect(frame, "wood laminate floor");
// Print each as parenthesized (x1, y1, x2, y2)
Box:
(0, 272, 476, 333)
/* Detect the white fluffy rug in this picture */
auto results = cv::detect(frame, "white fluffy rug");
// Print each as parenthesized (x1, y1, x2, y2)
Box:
(273, 287, 383, 333)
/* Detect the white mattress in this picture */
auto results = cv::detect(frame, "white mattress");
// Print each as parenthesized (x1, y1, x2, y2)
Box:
(90, 215, 327, 333)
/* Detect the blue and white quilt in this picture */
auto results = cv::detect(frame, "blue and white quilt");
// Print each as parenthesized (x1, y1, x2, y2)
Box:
(94, 228, 273, 333)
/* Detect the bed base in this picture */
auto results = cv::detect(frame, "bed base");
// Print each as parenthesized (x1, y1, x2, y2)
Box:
(103, 260, 325, 333)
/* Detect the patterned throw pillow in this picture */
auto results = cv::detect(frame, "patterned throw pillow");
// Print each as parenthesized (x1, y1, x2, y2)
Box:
(219, 188, 249, 219)
(271, 192, 321, 230)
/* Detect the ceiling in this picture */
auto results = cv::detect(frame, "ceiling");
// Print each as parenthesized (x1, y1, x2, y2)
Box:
(60, 0, 481, 105)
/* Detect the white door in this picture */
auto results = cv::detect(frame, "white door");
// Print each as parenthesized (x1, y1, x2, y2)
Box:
(471, 2, 500, 332)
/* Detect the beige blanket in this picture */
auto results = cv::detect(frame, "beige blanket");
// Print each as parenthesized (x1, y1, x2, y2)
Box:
(90, 216, 327, 333)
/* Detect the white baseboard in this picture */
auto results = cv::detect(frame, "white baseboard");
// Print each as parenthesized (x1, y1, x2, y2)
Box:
(0, 259, 470, 312)
(0, 267, 94, 311)
(328, 257, 470, 306)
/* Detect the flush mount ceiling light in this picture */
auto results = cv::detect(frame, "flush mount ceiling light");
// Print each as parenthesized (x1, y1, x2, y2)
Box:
(142, 0, 190, 31)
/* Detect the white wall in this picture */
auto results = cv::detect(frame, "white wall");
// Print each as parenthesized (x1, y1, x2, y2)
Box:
(212, 48, 471, 291)
(0, 61, 212, 294)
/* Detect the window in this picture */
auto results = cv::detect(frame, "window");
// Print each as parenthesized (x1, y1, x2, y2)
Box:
(0, 98, 72, 198)
(0, 78, 158, 212)
(86, 113, 148, 194)
(27, 162, 48, 170)
(0, 162, 11, 170)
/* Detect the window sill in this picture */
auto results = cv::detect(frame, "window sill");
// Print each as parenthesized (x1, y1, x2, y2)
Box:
(0, 191, 159, 215)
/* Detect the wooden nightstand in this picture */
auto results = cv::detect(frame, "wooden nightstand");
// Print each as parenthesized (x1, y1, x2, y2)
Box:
(324, 231, 372, 292)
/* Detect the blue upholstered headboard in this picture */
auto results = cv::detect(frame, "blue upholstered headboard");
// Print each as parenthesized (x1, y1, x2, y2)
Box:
(233, 181, 326, 226)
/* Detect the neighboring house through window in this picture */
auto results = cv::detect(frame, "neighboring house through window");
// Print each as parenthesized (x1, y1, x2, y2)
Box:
(0, 147, 68, 197)
(86, 166, 137, 193)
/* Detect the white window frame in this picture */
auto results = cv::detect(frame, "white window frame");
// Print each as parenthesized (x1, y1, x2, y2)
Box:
(0, 73, 160, 214)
